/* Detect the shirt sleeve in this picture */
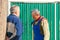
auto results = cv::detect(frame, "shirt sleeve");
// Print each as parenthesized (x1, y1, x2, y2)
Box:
(41, 19, 50, 40)
(14, 18, 23, 36)
(7, 22, 16, 39)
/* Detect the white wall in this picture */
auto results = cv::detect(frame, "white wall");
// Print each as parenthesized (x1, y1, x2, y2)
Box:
(8, 0, 60, 2)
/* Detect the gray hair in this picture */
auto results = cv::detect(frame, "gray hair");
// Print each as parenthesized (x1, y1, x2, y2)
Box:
(10, 5, 20, 13)
(32, 9, 40, 15)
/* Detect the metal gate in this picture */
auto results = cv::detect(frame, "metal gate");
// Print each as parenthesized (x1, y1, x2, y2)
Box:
(11, 2, 55, 40)
(56, 3, 60, 40)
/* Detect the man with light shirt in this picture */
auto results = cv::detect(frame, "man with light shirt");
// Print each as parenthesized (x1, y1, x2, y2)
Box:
(31, 9, 50, 40)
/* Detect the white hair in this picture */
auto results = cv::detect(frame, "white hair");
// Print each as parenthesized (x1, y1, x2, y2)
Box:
(10, 5, 20, 13)
(32, 9, 40, 14)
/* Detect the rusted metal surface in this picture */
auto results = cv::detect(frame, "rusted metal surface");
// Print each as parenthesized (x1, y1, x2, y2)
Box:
(0, 0, 7, 40)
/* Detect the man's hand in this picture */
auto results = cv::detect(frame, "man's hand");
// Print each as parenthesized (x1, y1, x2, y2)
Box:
(5, 36, 10, 40)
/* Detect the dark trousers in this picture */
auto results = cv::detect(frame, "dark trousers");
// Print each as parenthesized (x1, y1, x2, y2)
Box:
(10, 36, 20, 40)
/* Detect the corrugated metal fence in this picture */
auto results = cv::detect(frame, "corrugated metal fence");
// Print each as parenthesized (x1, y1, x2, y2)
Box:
(56, 3, 60, 40)
(11, 2, 55, 40)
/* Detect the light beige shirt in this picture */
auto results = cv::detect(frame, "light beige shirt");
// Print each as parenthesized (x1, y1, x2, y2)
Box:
(41, 18, 50, 40)
(7, 22, 16, 39)
(32, 17, 50, 40)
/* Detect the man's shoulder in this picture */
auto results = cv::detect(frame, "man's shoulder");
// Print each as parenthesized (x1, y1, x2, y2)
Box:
(41, 16, 48, 22)
(31, 20, 34, 25)
(8, 14, 18, 20)
(40, 17, 48, 24)
(7, 14, 19, 23)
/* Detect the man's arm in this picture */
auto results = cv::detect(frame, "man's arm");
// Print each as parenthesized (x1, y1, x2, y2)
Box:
(32, 25, 34, 40)
(7, 22, 16, 39)
(41, 19, 50, 40)
(15, 18, 23, 36)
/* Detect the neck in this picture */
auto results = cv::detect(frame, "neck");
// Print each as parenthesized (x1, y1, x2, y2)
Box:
(12, 13, 19, 17)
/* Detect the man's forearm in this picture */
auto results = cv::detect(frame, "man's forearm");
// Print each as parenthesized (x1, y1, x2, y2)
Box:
(5, 36, 10, 40)
(44, 32, 50, 40)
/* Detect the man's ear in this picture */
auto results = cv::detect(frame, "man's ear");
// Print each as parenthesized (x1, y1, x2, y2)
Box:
(15, 12, 17, 15)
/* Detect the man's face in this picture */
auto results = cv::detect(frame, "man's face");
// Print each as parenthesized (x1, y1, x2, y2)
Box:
(32, 11, 40, 20)
(13, 7, 20, 17)
(16, 7, 20, 17)
(32, 12, 37, 19)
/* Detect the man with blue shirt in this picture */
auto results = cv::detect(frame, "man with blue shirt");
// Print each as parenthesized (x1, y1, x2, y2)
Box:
(6, 5, 23, 40)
